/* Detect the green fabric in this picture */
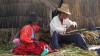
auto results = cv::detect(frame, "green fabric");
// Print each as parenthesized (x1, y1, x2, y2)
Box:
(40, 47, 49, 56)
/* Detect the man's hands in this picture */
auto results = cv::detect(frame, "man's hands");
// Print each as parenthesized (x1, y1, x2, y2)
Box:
(66, 25, 75, 32)
(72, 21, 77, 28)
(70, 25, 75, 29)
(66, 22, 77, 32)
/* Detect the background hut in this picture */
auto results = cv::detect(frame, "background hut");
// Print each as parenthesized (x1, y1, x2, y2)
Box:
(0, 0, 62, 43)
(0, 0, 100, 28)
(0, 0, 61, 28)
(0, 0, 100, 45)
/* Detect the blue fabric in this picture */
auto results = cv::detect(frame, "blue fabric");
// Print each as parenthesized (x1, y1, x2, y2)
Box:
(9, 49, 13, 53)
(96, 48, 100, 54)
(40, 47, 49, 56)
(88, 26, 96, 30)
(14, 42, 22, 47)
(98, 34, 100, 43)
(31, 28, 34, 38)
(52, 31, 60, 49)
(52, 31, 88, 49)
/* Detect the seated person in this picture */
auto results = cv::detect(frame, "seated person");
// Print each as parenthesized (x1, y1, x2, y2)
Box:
(50, 4, 88, 51)
(9, 12, 53, 55)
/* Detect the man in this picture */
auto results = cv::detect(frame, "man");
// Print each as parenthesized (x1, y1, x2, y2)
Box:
(50, 4, 88, 51)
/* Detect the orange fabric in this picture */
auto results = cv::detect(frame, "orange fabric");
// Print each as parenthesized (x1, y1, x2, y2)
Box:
(20, 25, 40, 44)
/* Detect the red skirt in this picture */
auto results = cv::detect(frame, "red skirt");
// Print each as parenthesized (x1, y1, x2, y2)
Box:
(12, 41, 53, 55)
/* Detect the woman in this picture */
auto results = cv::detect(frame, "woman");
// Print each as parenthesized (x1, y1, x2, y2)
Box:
(9, 12, 53, 55)
(20, 12, 40, 44)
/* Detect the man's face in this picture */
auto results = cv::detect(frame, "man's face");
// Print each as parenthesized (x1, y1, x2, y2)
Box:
(62, 13, 69, 19)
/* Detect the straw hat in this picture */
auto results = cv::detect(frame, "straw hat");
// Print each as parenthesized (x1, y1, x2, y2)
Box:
(58, 4, 71, 15)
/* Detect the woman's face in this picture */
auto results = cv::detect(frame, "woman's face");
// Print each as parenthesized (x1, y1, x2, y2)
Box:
(32, 21, 38, 26)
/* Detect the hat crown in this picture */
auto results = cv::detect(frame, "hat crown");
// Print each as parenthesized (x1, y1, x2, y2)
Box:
(58, 4, 71, 15)
(29, 12, 37, 17)
(61, 4, 69, 10)
(27, 12, 40, 21)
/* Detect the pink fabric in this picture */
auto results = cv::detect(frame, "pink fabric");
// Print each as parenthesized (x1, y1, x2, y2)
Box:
(12, 38, 20, 44)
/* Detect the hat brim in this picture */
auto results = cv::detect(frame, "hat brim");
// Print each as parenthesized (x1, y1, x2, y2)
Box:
(58, 8, 71, 15)
(27, 17, 41, 21)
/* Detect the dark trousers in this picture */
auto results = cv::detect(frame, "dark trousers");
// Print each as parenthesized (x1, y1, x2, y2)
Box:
(52, 31, 88, 49)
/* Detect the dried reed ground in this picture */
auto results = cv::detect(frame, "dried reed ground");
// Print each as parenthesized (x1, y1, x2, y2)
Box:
(0, 44, 97, 56)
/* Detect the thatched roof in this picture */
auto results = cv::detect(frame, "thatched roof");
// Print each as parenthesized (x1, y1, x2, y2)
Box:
(40, 0, 61, 10)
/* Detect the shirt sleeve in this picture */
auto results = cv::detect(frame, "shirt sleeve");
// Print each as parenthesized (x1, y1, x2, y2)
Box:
(65, 19, 77, 28)
(50, 19, 66, 33)
(20, 27, 33, 44)
(65, 19, 73, 28)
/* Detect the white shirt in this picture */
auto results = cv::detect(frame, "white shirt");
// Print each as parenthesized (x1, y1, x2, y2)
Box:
(50, 15, 77, 36)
